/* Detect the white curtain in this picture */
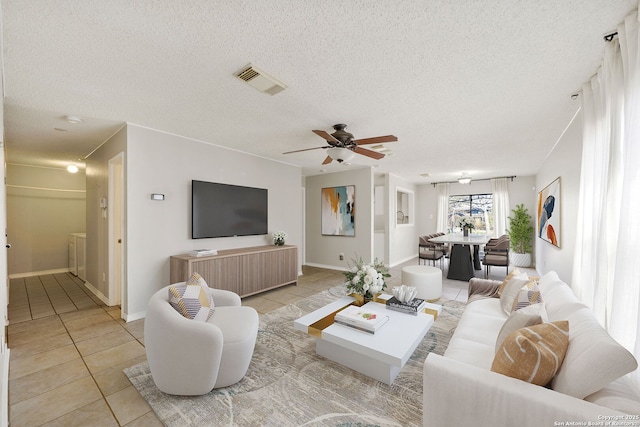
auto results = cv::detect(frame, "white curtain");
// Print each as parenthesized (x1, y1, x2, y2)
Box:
(572, 3, 640, 382)
(435, 183, 449, 233)
(491, 178, 511, 237)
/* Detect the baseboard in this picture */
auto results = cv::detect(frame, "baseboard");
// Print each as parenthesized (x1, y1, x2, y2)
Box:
(82, 281, 112, 306)
(389, 253, 418, 268)
(304, 262, 347, 272)
(0, 345, 8, 427)
(8, 268, 71, 279)
(124, 310, 146, 322)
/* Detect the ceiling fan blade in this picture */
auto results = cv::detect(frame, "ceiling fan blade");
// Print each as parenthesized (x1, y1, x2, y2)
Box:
(353, 135, 398, 145)
(312, 129, 340, 144)
(282, 146, 330, 154)
(322, 156, 333, 165)
(354, 146, 385, 160)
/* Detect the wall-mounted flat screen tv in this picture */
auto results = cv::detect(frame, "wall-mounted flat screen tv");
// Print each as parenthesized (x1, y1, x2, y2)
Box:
(192, 180, 268, 239)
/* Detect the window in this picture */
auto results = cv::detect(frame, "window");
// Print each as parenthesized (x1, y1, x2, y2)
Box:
(448, 194, 493, 234)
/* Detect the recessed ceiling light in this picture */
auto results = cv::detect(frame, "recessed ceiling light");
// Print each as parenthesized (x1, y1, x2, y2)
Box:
(65, 115, 82, 124)
(67, 165, 79, 173)
(54, 127, 67, 132)
(420, 173, 431, 177)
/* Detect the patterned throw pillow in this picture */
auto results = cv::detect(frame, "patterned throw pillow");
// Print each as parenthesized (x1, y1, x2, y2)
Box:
(168, 272, 214, 321)
(491, 321, 569, 386)
(511, 282, 543, 312)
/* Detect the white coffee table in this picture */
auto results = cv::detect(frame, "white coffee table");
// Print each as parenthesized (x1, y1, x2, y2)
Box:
(294, 296, 439, 385)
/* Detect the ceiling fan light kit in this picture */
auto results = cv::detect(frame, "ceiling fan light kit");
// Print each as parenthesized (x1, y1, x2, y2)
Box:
(327, 147, 355, 163)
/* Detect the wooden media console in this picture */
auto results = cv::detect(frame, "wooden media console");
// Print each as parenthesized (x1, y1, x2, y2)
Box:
(170, 245, 298, 297)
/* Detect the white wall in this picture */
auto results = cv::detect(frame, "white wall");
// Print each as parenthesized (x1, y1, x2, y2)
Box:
(87, 124, 303, 320)
(305, 168, 373, 270)
(85, 126, 126, 301)
(386, 174, 417, 266)
(535, 110, 583, 283)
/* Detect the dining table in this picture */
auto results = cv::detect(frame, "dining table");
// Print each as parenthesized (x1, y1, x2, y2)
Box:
(428, 233, 491, 281)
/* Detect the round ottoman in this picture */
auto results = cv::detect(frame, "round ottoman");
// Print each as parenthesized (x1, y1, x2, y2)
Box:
(401, 265, 442, 302)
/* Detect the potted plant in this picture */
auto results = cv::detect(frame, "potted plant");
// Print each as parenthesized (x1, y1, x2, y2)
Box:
(457, 216, 475, 237)
(506, 204, 534, 267)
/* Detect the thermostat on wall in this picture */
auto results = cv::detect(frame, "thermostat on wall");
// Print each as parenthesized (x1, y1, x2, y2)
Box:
(151, 194, 165, 201)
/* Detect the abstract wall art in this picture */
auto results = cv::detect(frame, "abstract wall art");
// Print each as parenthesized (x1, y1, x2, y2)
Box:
(537, 177, 561, 248)
(321, 185, 355, 236)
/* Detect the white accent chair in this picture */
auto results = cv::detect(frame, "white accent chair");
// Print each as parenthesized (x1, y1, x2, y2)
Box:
(144, 283, 259, 395)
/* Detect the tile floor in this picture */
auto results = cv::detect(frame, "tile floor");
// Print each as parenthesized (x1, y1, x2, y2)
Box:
(6, 257, 522, 426)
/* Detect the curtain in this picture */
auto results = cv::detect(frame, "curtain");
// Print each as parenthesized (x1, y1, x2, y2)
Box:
(572, 3, 640, 383)
(491, 178, 511, 237)
(435, 183, 449, 233)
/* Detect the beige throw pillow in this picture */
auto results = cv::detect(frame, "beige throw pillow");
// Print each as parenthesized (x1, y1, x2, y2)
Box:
(495, 303, 548, 352)
(496, 269, 522, 297)
(491, 321, 569, 386)
(499, 277, 534, 315)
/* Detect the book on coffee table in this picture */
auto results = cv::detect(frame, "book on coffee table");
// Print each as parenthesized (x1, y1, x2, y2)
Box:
(386, 297, 426, 316)
(334, 305, 389, 334)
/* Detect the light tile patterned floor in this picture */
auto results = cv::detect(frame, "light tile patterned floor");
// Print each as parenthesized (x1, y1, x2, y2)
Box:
(6, 257, 516, 425)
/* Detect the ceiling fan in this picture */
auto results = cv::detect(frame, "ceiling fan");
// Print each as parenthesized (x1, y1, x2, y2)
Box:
(283, 124, 398, 164)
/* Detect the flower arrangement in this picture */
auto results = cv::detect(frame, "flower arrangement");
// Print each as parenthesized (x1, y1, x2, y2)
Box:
(271, 231, 287, 246)
(457, 216, 476, 230)
(343, 256, 390, 298)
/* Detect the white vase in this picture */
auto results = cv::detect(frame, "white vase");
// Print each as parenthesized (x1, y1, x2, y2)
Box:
(510, 252, 531, 268)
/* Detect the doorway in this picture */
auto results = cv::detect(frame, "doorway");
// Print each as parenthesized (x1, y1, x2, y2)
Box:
(108, 152, 124, 309)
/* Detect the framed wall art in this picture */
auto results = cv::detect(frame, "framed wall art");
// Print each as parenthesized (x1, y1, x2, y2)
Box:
(321, 185, 355, 236)
(537, 177, 561, 248)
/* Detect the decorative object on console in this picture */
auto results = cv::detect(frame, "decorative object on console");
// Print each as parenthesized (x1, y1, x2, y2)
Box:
(343, 255, 389, 302)
(271, 230, 287, 246)
(321, 185, 356, 236)
(537, 176, 561, 248)
(507, 203, 534, 267)
(188, 249, 218, 257)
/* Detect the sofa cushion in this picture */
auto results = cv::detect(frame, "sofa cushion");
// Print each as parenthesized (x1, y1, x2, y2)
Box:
(168, 273, 214, 322)
(495, 303, 547, 352)
(551, 306, 638, 399)
(492, 321, 569, 386)
(500, 277, 535, 315)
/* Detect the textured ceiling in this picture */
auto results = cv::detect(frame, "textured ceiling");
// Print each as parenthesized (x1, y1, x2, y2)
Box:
(2, 0, 636, 182)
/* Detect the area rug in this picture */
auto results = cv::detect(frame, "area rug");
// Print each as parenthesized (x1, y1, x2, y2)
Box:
(124, 286, 464, 427)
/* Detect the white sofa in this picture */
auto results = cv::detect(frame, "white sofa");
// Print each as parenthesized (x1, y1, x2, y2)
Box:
(423, 271, 640, 427)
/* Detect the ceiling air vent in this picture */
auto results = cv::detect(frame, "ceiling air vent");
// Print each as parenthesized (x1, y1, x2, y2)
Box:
(235, 64, 287, 95)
